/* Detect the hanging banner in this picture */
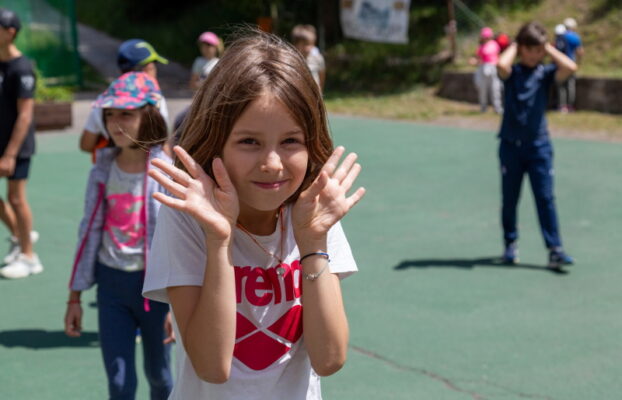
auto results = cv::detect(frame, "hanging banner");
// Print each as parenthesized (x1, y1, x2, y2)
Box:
(340, 0, 410, 44)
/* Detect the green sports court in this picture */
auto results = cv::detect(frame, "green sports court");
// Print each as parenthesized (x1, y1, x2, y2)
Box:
(1, 116, 620, 399)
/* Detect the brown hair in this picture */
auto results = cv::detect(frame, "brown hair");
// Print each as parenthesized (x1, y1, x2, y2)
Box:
(291, 24, 317, 45)
(178, 29, 333, 203)
(104, 104, 168, 150)
(136, 104, 168, 147)
(515, 21, 547, 47)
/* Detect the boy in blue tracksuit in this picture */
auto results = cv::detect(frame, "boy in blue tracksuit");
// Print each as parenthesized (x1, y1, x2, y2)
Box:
(496, 21, 576, 269)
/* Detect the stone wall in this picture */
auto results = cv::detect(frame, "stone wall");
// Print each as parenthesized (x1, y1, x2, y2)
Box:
(437, 71, 622, 114)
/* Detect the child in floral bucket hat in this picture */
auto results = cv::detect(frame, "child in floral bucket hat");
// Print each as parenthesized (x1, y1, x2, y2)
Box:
(64, 71, 174, 399)
(95, 71, 163, 111)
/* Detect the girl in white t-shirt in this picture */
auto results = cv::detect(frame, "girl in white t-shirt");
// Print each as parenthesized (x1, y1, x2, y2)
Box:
(189, 31, 223, 90)
(143, 30, 366, 400)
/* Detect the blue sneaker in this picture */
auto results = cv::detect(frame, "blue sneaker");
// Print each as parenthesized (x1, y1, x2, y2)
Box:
(502, 242, 519, 264)
(548, 248, 574, 269)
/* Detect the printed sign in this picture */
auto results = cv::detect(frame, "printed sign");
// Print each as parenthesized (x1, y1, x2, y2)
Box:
(340, 0, 410, 44)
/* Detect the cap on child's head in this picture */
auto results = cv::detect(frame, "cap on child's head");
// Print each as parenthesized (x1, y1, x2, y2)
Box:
(117, 39, 169, 72)
(554, 24, 567, 35)
(563, 17, 577, 30)
(94, 72, 162, 110)
(0, 8, 20, 32)
(480, 27, 493, 39)
(198, 31, 220, 46)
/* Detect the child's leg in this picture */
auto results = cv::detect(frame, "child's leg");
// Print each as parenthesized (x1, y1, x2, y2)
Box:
(499, 141, 526, 245)
(137, 301, 173, 400)
(567, 75, 576, 108)
(526, 142, 562, 249)
(97, 263, 140, 399)
(7, 178, 33, 256)
(0, 196, 18, 237)
(484, 73, 494, 109)
(558, 81, 569, 110)
(491, 75, 503, 114)
(475, 67, 487, 112)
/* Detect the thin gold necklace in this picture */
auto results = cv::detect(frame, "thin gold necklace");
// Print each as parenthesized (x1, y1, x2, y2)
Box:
(236, 207, 286, 276)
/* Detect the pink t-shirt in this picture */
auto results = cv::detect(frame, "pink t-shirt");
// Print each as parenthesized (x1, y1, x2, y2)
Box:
(477, 40, 500, 64)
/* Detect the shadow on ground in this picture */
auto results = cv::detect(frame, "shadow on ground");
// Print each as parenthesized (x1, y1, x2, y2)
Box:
(393, 256, 568, 275)
(0, 329, 99, 349)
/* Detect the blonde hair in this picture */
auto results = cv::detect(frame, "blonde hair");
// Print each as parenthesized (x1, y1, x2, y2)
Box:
(291, 24, 317, 45)
(178, 29, 332, 203)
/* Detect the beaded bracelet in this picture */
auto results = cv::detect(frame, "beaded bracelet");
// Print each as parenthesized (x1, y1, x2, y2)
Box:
(67, 300, 81, 305)
(300, 252, 330, 281)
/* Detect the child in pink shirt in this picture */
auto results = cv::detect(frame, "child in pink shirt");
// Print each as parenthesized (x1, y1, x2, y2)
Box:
(470, 27, 503, 113)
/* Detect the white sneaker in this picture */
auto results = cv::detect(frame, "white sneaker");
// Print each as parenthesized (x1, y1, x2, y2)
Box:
(4, 231, 39, 264)
(0, 253, 44, 279)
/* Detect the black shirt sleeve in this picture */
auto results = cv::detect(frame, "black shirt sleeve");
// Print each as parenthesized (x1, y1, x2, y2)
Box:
(14, 59, 36, 100)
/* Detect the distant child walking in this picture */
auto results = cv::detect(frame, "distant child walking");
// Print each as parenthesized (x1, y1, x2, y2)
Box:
(142, 31, 365, 399)
(496, 22, 576, 269)
(558, 17, 583, 113)
(470, 27, 503, 114)
(79, 39, 170, 158)
(64, 72, 174, 399)
(189, 31, 223, 90)
(291, 24, 326, 93)
(0, 8, 43, 279)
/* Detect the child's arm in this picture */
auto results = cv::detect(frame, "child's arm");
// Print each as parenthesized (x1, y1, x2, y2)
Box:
(79, 130, 101, 152)
(80, 108, 106, 153)
(189, 73, 201, 90)
(292, 146, 366, 376)
(545, 42, 578, 83)
(149, 146, 240, 383)
(64, 290, 83, 337)
(575, 45, 584, 65)
(163, 311, 176, 344)
(497, 42, 517, 80)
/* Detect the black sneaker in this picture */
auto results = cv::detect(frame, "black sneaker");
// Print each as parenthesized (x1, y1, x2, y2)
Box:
(502, 242, 519, 264)
(548, 248, 574, 269)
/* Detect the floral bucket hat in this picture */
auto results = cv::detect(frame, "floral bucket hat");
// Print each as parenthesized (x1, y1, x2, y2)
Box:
(94, 72, 162, 110)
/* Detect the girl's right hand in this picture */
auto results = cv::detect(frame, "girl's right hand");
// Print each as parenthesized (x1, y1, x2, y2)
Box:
(149, 145, 239, 242)
(64, 304, 83, 337)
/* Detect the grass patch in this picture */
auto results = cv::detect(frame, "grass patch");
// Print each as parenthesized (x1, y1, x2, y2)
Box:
(325, 87, 476, 120)
(324, 86, 622, 141)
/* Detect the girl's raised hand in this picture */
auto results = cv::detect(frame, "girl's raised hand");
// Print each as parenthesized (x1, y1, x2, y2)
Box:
(149, 146, 239, 242)
(292, 146, 365, 244)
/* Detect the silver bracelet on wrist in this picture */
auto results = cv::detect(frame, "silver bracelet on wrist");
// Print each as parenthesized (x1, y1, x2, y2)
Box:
(300, 252, 330, 281)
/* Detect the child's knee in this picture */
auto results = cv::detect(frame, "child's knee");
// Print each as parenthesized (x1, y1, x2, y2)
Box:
(8, 192, 28, 210)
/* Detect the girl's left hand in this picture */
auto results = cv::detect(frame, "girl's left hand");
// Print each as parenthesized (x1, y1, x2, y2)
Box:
(163, 311, 176, 344)
(292, 146, 366, 244)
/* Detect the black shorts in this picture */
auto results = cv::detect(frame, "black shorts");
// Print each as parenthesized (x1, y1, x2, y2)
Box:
(8, 158, 31, 180)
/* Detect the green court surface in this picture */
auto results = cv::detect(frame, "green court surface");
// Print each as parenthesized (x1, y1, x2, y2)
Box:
(1, 116, 621, 399)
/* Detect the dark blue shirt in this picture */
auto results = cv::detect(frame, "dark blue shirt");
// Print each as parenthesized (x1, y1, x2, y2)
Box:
(563, 31, 582, 61)
(555, 34, 567, 54)
(499, 63, 557, 143)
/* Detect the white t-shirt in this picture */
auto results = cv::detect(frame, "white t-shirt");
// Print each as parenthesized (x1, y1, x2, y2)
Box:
(143, 205, 357, 400)
(191, 57, 219, 80)
(84, 97, 170, 137)
(306, 52, 325, 89)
